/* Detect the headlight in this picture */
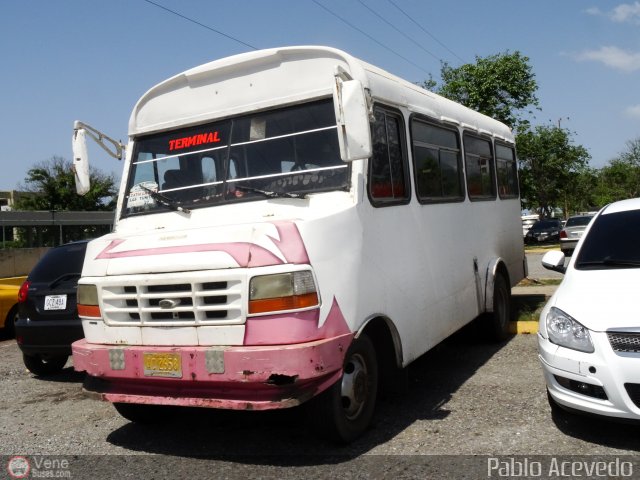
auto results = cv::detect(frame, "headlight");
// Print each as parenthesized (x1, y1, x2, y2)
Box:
(249, 271, 319, 314)
(545, 307, 594, 353)
(77, 284, 101, 318)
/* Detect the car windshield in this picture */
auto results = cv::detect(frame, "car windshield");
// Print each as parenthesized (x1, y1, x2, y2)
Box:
(565, 216, 593, 228)
(575, 209, 640, 269)
(123, 98, 349, 217)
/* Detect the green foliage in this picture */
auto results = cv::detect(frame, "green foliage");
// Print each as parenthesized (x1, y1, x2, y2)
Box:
(16, 156, 117, 211)
(593, 138, 640, 206)
(517, 125, 591, 216)
(429, 51, 539, 130)
(13, 156, 117, 247)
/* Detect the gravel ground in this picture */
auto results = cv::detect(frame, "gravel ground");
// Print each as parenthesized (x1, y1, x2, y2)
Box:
(2, 328, 640, 478)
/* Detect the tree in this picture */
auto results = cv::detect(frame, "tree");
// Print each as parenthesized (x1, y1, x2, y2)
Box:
(593, 137, 640, 205)
(517, 125, 591, 217)
(14, 156, 118, 246)
(425, 51, 539, 130)
(16, 156, 117, 211)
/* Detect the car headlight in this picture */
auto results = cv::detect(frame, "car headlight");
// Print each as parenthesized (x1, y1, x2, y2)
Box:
(249, 271, 319, 314)
(545, 307, 594, 353)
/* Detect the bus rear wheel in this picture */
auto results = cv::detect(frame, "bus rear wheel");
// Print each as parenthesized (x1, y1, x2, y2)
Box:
(310, 334, 378, 443)
(486, 273, 511, 341)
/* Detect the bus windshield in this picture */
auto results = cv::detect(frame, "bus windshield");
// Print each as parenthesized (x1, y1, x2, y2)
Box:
(123, 98, 349, 217)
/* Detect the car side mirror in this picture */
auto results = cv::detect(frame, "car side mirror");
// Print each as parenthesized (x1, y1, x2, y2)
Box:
(541, 250, 566, 274)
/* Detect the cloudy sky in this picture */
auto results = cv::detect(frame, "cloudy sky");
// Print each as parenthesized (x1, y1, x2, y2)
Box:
(1, 0, 638, 190)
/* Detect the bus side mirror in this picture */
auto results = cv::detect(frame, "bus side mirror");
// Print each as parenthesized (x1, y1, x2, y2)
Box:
(72, 128, 91, 196)
(333, 78, 372, 162)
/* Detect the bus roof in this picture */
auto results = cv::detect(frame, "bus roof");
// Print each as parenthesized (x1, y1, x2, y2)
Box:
(129, 46, 513, 143)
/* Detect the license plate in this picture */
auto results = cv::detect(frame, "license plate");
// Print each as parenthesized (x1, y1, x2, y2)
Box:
(143, 352, 182, 378)
(44, 295, 67, 311)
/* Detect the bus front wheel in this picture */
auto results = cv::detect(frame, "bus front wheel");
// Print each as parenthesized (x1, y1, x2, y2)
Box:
(310, 334, 378, 443)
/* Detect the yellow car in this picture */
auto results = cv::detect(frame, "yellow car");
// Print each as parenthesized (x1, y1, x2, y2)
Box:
(0, 276, 26, 338)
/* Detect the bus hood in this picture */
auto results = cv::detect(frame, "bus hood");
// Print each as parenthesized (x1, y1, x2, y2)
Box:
(83, 221, 310, 276)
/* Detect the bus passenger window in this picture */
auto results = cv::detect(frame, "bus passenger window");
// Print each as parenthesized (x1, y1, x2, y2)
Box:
(369, 108, 410, 206)
(496, 144, 519, 198)
(411, 119, 464, 203)
(464, 134, 496, 200)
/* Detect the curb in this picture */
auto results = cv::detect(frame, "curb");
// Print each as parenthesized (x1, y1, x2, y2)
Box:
(509, 320, 538, 335)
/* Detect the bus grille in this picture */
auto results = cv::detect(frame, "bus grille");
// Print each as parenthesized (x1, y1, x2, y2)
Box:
(100, 277, 244, 326)
(608, 332, 640, 353)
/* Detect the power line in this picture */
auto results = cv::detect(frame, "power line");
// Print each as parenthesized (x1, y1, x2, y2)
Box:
(140, 0, 258, 51)
(311, 0, 431, 75)
(357, 0, 442, 64)
(386, 0, 465, 64)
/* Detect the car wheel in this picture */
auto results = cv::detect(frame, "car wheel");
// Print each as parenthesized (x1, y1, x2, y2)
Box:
(3, 305, 18, 339)
(309, 334, 378, 443)
(486, 273, 511, 342)
(22, 354, 68, 376)
(113, 402, 175, 424)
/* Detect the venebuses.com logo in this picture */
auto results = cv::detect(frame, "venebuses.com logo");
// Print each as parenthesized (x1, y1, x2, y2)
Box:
(6, 455, 71, 478)
(7, 456, 30, 479)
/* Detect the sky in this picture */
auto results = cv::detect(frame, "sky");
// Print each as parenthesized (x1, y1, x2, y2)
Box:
(1, 0, 639, 191)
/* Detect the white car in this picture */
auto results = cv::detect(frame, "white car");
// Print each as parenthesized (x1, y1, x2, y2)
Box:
(538, 198, 640, 420)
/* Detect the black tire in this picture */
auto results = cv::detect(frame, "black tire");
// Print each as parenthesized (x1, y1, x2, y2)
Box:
(309, 334, 378, 443)
(486, 273, 511, 342)
(3, 305, 18, 339)
(114, 402, 175, 424)
(23, 354, 68, 376)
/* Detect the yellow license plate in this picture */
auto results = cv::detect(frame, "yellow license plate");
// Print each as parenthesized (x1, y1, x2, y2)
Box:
(143, 352, 182, 378)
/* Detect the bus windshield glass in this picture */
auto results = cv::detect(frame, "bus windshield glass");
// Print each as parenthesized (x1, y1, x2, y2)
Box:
(123, 98, 348, 216)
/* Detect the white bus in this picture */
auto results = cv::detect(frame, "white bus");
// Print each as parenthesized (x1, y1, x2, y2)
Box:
(71, 46, 526, 442)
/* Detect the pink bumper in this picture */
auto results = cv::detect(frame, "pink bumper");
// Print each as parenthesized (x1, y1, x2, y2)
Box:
(72, 333, 353, 410)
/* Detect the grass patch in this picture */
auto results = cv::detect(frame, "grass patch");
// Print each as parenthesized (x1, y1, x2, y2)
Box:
(524, 244, 560, 252)
(515, 303, 545, 323)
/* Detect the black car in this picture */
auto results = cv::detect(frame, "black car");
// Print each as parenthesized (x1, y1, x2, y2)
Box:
(524, 219, 562, 244)
(15, 240, 87, 375)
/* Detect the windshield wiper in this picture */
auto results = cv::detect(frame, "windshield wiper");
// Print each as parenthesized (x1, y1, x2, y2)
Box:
(234, 185, 306, 199)
(139, 185, 191, 213)
(48, 272, 81, 289)
(577, 258, 640, 268)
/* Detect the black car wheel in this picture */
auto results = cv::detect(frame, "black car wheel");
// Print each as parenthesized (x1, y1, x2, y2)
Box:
(3, 305, 18, 339)
(22, 354, 68, 376)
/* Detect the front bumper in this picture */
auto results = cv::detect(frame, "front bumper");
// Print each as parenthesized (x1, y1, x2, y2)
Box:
(538, 332, 640, 419)
(15, 318, 84, 357)
(73, 333, 353, 410)
(560, 239, 578, 251)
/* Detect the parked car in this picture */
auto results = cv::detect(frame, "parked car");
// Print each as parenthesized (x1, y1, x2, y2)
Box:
(524, 218, 562, 244)
(0, 276, 26, 338)
(15, 241, 87, 375)
(560, 214, 594, 256)
(521, 214, 539, 237)
(538, 198, 640, 421)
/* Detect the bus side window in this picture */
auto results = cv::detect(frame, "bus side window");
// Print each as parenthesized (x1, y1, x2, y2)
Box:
(368, 108, 410, 206)
(464, 133, 496, 200)
(496, 143, 519, 198)
(411, 118, 464, 203)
